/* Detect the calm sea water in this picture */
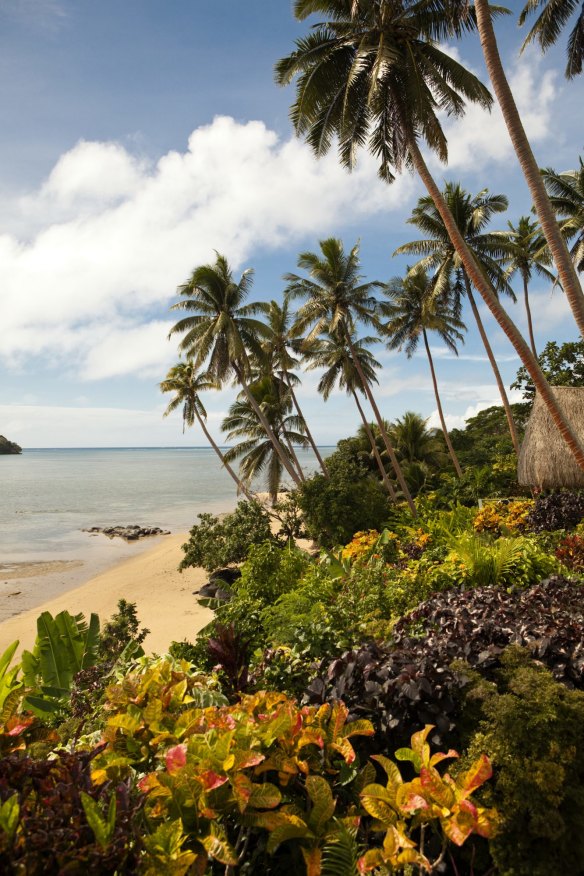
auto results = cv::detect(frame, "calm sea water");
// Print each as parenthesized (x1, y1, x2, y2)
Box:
(0, 447, 326, 562)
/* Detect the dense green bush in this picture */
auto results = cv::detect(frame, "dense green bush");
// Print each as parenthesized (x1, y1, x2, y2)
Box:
(297, 452, 391, 546)
(466, 649, 584, 876)
(179, 499, 272, 572)
(235, 539, 311, 604)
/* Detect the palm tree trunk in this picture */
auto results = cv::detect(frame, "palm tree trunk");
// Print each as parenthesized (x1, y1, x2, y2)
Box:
(351, 389, 397, 500)
(284, 369, 329, 477)
(422, 329, 463, 478)
(463, 273, 521, 455)
(522, 271, 537, 359)
(474, 0, 584, 339)
(233, 364, 303, 487)
(282, 427, 306, 482)
(194, 409, 257, 502)
(343, 328, 417, 516)
(407, 135, 584, 471)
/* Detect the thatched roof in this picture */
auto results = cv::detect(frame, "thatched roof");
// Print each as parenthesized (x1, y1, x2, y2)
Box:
(518, 387, 584, 489)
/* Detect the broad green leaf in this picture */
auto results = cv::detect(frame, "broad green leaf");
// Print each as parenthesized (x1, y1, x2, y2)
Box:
(0, 794, 19, 841)
(0, 641, 19, 679)
(371, 754, 404, 788)
(202, 829, 238, 865)
(307, 775, 335, 835)
(248, 781, 282, 810)
(80, 791, 115, 848)
(267, 818, 311, 854)
(35, 611, 73, 690)
(360, 784, 398, 825)
(394, 748, 421, 771)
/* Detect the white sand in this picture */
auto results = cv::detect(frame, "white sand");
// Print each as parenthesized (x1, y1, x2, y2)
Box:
(0, 533, 213, 656)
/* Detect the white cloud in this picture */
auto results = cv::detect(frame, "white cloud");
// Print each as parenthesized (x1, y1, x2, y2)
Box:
(438, 50, 557, 172)
(0, 116, 415, 376)
(427, 389, 525, 431)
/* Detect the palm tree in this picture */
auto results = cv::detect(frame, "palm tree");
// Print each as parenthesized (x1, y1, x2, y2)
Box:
(276, 0, 584, 470)
(395, 184, 521, 455)
(519, 0, 584, 78)
(493, 216, 555, 358)
(388, 412, 448, 494)
(168, 253, 302, 487)
(260, 298, 329, 477)
(542, 159, 584, 272)
(285, 237, 416, 514)
(160, 362, 255, 501)
(380, 265, 465, 478)
(305, 332, 397, 500)
(472, 0, 584, 336)
(222, 377, 309, 504)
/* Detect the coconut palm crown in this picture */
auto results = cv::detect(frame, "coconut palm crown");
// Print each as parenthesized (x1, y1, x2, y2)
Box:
(519, 0, 584, 78)
(542, 158, 584, 272)
(275, 0, 494, 182)
(169, 253, 268, 382)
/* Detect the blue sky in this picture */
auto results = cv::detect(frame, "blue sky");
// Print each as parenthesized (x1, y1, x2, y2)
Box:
(1, 0, 582, 448)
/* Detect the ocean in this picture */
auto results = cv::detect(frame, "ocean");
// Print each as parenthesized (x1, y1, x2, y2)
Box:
(1, 446, 327, 563)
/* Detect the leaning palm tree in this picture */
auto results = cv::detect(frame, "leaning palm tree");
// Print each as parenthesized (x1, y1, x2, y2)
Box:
(542, 159, 584, 273)
(260, 298, 329, 477)
(160, 362, 255, 501)
(493, 216, 555, 358)
(380, 265, 465, 478)
(222, 378, 309, 504)
(286, 237, 416, 514)
(276, 0, 584, 470)
(168, 253, 302, 487)
(519, 0, 584, 78)
(472, 0, 584, 336)
(306, 332, 397, 499)
(395, 184, 521, 455)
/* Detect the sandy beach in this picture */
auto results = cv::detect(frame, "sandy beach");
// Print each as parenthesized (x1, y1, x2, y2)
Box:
(0, 533, 214, 656)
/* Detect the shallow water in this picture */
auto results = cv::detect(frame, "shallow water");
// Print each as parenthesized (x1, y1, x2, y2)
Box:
(0, 446, 327, 562)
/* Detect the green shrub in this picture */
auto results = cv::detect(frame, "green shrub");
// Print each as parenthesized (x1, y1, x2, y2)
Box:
(235, 539, 311, 604)
(297, 454, 390, 547)
(466, 648, 584, 876)
(179, 499, 272, 572)
(430, 533, 559, 590)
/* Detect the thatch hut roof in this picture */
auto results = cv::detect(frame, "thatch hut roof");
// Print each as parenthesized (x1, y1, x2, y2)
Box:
(518, 387, 584, 489)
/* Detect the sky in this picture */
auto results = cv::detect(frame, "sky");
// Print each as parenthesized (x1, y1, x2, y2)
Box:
(0, 0, 582, 448)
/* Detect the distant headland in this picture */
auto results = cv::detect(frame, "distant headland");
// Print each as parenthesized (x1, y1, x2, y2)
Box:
(0, 435, 22, 454)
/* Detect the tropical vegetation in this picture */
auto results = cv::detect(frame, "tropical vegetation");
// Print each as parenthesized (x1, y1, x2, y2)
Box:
(4, 2, 584, 873)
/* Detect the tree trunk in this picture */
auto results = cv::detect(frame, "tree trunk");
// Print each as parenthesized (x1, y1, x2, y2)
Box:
(344, 329, 418, 516)
(194, 409, 257, 502)
(422, 329, 463, 478)
(522, 271, 537, 359)
(474, 0, 584, 338)
(463, 274, 521, 455)
(282, 427, 306, 482)
(233, 364, 303, 487)
(351, 389, 397, 500)
(284, 369, 329, 477)
(407, 136, 584, 471)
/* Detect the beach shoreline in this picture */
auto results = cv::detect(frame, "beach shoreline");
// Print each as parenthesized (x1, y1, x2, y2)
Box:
(0, 532, 214, 656)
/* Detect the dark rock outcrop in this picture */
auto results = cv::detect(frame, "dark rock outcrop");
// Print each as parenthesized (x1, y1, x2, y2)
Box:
(83, 525, 170, 541)
(0, 436, 22, 455)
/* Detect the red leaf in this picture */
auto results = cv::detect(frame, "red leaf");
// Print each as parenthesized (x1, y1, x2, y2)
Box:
(165, 743, 187, 774)
(200, 770, 229, 791)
